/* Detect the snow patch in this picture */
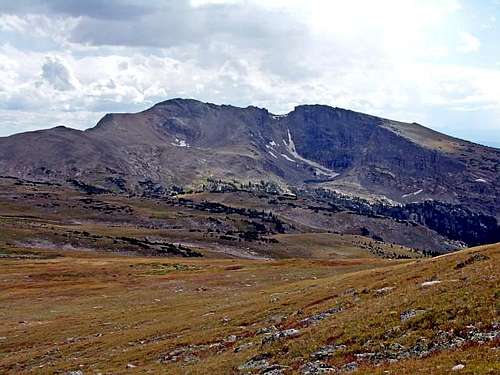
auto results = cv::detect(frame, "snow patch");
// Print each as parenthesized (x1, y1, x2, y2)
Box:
(171, 138, 190, 148)
(281, 153, 295, 162)
(265, 140, 277, 150)
(421, 280, 441, 287)
(268, 151, 277, 159)
(475, 178, 488, 183)
(283, 129, 339, 178)
(402, 189, 423, 198)
(271, 114, 288, 120)
(314, 169, 335, 177)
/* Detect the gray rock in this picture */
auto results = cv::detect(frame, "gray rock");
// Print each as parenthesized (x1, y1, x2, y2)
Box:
(311, 344, 346, 360)
(342, 288, 358, 296)
(346, 323, 499, 365)
(301, 360, 336, 374)
(280, 328, 300, 338)
(374, 287, 394, 295)
(262, 328, 300, 344)
(261, 364, 286, 374)
(300, 306, 342, 326)
(257, 326, 277, 335)
(340, 362, 358, 372)
(400, 309, 425, 321)
(239, 354, 271, 371)
(225, 334, 237, 343)
(234, 342, 254, 352)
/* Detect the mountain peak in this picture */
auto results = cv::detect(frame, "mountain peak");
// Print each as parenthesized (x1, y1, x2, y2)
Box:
(0, 98, 498, 220)
(152, 97, 207, 107)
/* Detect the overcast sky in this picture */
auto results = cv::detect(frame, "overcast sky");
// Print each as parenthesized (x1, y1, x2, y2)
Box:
(0, 0, 499, 147)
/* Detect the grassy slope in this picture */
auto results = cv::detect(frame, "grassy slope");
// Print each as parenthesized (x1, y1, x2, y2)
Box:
(270, 233, 421, 259)
(0, 244, 498, 374)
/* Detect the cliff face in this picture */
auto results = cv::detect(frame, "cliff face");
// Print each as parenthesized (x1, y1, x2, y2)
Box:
(0, 98, 498, 218)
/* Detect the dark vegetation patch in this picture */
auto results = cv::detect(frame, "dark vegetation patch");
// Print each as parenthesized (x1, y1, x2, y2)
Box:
(0, 175, 62, 187)
(311, 189, 500, 247)
(177, 198, 292, 234)
(68, 179, 111, 195)
(378, 201, 500, 246)
(117, 237, 202, 257)
(77, 198, 134, 215)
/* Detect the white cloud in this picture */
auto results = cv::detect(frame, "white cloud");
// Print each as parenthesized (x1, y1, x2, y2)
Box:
(41, 57, 78, 91)
(457, 31, 481, 53)
(0, 14, 27, 32)
(0, 0, 498, 146)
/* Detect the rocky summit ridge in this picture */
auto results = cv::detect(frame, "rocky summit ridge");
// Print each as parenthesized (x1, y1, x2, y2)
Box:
(1, 98, 498, 216)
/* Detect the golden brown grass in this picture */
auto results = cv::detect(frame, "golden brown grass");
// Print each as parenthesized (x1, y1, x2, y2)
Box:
(0, 243, 498, 374)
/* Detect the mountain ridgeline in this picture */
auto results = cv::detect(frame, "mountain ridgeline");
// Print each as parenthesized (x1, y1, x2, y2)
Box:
(0, 98, 499, 251)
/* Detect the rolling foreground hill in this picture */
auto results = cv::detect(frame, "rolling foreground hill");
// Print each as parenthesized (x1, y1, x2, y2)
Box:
(0, 99, 499, 252)
(0, 239, 498, 374)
